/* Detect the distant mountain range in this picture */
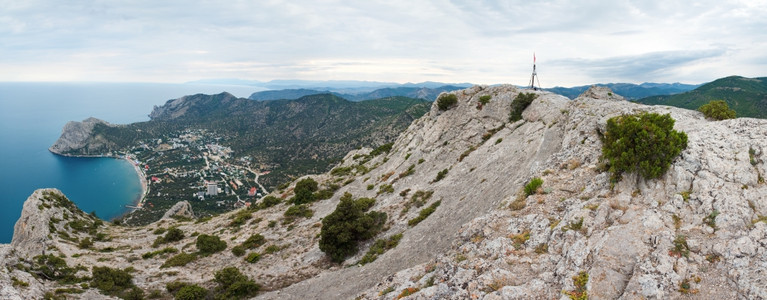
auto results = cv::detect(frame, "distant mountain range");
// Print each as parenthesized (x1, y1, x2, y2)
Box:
(248, 85, 469, 102)
(635, 76, 767, 119)
(547, 82, 700, 100)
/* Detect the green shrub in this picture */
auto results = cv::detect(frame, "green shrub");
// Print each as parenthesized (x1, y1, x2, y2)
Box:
(259, 196, 281, 209)
(214, 267, 260, 299)
(564, 271, 589, 300)
(524, 177, 543, 196)
(241, 234, 266, 249)
(370, 142, 393, 157)
(231, 245, 245, 257)
(245, 252, 261, 263)
(90, 266, 135, 297)
(359, 233, 403, 265)
(398, 164, 416, 178)
(509, 92, 537, 122)
(161, 253, 197, 268)
(175, 284, 208, 300)
(78, 237, 93, 249)
(284, 204, 314, 219)
(142, 247, 179, 259)
(319, 193, 387, 262)
(290, 178, 318, 205)
(377, 184, 394, 195)
(601, 112, 688, 181)
(32, 254, 77, 282)
(703, 210, 719, 230)
(698, 100, 735, 120)
(437, 93, 458, 111)
(670, 235, 690, 258)
(479, 95, 492, 105)
(408, 201, 441, 226)
(196, 234, 226, 255)
(154, 227, 184, 247)
(433, 169, 448, 182)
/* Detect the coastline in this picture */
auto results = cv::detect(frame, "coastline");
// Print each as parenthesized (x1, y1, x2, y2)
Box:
(48, 149, 149, 212)
(123, 156, 149, 209)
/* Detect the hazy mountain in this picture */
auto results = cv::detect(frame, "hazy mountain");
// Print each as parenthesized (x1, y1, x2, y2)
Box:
(248, 85, 469, 102)
(635, 75, 767, 118)
(547, 82, 700, 99)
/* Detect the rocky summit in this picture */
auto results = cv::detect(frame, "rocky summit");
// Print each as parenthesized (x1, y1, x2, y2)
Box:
(2, 85, 766, 299)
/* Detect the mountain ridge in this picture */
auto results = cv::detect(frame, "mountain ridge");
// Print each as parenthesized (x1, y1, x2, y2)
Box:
(4, 85, 767, 299)
(635, 75, 767, 118)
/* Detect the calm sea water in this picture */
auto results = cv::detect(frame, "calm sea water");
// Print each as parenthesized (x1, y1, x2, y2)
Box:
(0, 82, 259, 243)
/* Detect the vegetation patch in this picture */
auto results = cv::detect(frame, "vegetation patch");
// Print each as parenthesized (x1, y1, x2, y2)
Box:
(564, 271, 589, 300)
(433, 169, 448, 183)
(398, 164, 416, 179)
(698, 100, 736, 120)
(509, 92, 537, 122)
(479, 95, 492, 105)
(359, 233, 403, 265)
(153, 227, 184, 247)
(91, 266, 139, 299)
(245, 252, 261, 263)
(703, 210, 719, 231)
(319, 192, 387, 262)
(161, 252, 198, 268)
(562, 217, 584, 233)
(290, 178, 319, 205)
(196, 234, 227, 255)
(458, 145, 477, 162)
(142, 247, 179, 259)
(213, 267, 261, 299)
(437, 94, 458, 111)
(524, 177, 543, 196)
(670, 235, 690, 258)
(283, 204, 314, 223)
(601, 112, 688, 182)
(408, 200, 441, 226)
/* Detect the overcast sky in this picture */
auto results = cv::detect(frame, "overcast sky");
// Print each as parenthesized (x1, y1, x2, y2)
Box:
(2, 0, 766, 86)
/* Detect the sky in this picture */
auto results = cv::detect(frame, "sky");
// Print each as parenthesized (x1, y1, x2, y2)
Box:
(1, 0, 766, 87)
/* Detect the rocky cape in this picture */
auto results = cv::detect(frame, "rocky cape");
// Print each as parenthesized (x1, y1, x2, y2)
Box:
(48, 117, 117, 156)
(2, 85, 766, 299)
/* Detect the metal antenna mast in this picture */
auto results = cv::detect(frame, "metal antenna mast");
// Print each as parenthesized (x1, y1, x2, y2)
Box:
(528, 52, 541, 90)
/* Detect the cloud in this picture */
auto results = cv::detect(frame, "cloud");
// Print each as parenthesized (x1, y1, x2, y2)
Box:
(549, 49, 728, 82)
(0, 1, 765, 85)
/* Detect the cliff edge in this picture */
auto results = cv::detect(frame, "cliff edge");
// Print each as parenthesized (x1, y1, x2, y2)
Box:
(48, 117, 113, 155)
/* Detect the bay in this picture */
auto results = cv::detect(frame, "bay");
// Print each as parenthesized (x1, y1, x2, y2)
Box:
(0, 82, 259, 243)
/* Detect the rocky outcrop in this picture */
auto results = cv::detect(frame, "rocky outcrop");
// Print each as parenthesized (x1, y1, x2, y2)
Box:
(351, 86, 767, 299)
(161, 200, 195, 220)
(48, 117, 111, 155)
(11, 189, 61, 259)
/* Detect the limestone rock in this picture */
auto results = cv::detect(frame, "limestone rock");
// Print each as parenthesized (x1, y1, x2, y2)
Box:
(48, 117, 113, 155)
(161, 200, 195, 220)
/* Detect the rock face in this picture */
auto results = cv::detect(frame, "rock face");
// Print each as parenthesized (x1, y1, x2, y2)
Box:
(2, 85, 766, 299)
(161, 200, 195, 220)
(48, 117, 111, 155)
(11, 189, 64, 259)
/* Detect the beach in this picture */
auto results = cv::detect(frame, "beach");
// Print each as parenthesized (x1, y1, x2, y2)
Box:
(123, 156, 149, 209)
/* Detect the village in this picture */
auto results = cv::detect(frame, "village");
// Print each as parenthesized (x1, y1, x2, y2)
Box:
(116, 129, 272, 225)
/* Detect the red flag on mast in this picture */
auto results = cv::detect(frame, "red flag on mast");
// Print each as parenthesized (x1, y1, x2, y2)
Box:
(534, 52, 536, 64)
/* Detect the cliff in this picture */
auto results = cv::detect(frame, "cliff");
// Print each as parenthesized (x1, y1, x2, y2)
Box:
(48, 117, 117, 155)
(3, 85, 766, 299)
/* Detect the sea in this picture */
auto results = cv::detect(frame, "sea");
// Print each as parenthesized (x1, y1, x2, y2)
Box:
(0, 82, 259, 243)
